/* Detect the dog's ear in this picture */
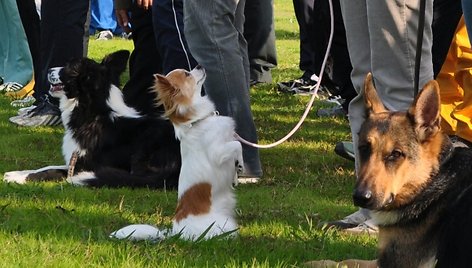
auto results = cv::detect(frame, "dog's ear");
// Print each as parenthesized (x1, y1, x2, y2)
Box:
(153, 74, 173, 107)
(408, 80, 441, 142)
(364, 73, 387, 115)
(101, 50, 130, 86)
(153, 74, 171, 92)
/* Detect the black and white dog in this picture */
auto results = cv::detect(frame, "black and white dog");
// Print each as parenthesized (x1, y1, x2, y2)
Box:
(4, 50, 181, 189)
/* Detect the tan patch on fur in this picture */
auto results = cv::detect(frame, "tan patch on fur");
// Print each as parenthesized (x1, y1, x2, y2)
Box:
(152, 70, 196, 124)
(174, 182, 212, 223)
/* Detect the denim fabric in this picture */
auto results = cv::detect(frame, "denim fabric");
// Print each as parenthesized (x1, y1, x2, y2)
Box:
(183, 0, 262, 177)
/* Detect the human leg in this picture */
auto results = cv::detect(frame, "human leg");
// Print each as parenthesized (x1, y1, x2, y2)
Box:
(152, 0, 197, 75)
(122, 4, 163, 115)
(0, 0, 33, 88)
(244, 0, 277, 84)
(462, 0, 472, 40)
(35, 0, 89, 100)
(183, 0, 262, 177)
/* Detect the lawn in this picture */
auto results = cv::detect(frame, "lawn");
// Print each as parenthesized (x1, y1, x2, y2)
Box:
(0, 0, 377, 267)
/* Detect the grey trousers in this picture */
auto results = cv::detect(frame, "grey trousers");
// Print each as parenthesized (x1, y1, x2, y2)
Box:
(340, 0, 434, 173)
(183, 0, 262, 177)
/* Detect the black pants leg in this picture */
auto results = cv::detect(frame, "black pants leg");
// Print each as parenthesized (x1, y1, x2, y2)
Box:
(244, 0, 277, 83)
(152, 0, 197, 75)
(432, 0, 462, 78)
(16, 0, 40, 93)
(122, 4, 163, 115)
(35, 0, 89, 101)
(293, 0, 315, 79)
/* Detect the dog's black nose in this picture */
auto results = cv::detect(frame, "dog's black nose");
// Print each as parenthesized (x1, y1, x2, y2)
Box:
(353, 188, 373, 208)
(195, 65, 202, 70)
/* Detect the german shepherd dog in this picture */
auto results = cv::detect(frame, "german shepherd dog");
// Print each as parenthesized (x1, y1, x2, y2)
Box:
(307, 73, 472, 268)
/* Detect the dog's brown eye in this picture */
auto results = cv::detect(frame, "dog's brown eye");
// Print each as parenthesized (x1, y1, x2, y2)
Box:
(358, 143, 371, 162)
(386, 149, 403, 162)
(185, 72, 191, 77)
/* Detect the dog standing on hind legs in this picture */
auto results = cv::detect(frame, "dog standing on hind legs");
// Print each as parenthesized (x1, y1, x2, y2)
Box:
(152, 65, 243, 240)
(307, 73, 472, 267)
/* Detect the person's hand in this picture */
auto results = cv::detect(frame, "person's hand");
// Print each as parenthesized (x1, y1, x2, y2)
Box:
(115, 9, 131, 33)
(136, 0, 152, 9)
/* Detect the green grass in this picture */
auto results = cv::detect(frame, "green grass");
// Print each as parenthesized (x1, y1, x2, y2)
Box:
(0, 0, 376, 266)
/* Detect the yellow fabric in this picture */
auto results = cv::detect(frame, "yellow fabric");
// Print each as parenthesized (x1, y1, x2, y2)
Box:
(437, 17, 472, 142)
(5, 72, 34, 99)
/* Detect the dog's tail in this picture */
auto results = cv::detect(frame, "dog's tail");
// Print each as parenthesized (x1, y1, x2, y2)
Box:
(84, 167, 179, 189)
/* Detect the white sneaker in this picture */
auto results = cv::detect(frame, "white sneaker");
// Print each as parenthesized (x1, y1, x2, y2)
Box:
(343, 219, 378, 235)
(17, 105, 37, 116)
(325, 209, 370, 229)
(237, 177, 260, 184)
(11, 96, 36, 108)
(97, 30, 113, 40)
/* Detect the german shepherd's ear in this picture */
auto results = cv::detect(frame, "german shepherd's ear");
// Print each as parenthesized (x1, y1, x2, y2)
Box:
(364, 73, 388, 115)
(408, 80, 441, 142)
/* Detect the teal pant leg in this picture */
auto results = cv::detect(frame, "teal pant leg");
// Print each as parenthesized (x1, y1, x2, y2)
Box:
(0, 0, 33, 85)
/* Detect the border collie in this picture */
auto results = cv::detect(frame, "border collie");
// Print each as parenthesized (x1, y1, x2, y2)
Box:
(4, 50, 181, 189)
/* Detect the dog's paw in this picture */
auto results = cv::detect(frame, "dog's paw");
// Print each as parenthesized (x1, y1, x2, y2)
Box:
(3, 170, 35, 184)
(110, 224, 165, 241)
(66, 171, 96, 186)
(235, 160, 244, 175)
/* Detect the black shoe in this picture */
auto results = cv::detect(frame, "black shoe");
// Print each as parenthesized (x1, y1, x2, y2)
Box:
(449, 135, 472, 148)
(277, 77, 316, 93)
(334, 141, 355, 161)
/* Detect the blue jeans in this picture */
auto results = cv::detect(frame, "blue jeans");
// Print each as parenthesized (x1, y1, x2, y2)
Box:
(183, 0, 262, 177)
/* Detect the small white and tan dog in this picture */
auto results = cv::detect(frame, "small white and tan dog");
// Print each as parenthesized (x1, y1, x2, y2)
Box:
(111, 65, 243, 241)
(154, 65, 243, 240)
(155, 65, 243, 240)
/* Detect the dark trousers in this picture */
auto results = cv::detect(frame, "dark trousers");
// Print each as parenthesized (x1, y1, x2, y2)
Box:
(16, 0, 40, 91)
(34, 0, 89, 101)
(432, 0, 463, 78)
(293, 0, 355, 111)
(244, 0, 277, 83)
(122, 4, 164, 115)
(293, 0, 316, 79)
(152, 0, 197, 75)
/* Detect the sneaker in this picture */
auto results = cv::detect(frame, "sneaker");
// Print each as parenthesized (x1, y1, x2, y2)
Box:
(10, 95, 36, 108)
(449, 135, 472, 148)
(277, 77, 316, 93)
(120, 32, 132, 40)
(237, 177, 260, 184)
(97, 30, 113, 40)
(323, 95, 344, 106)
(334, 141, 355, 161)
(9, 98, 61, 127)
(324, 210, 369, 229)
(17, 104, 37, 116)
(343, 219, 378, 235)
(317, 105, 346, 117)
(0, 82, 23, 93)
